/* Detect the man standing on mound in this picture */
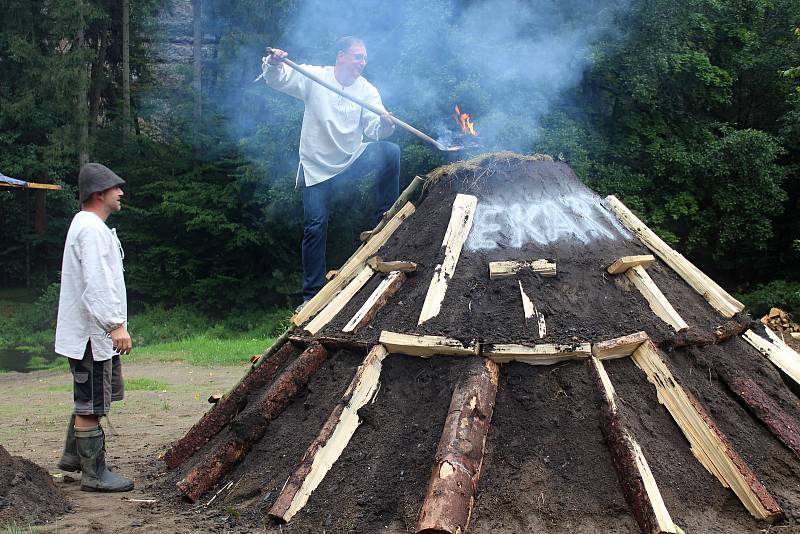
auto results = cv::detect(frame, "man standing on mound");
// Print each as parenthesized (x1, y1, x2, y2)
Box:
(54, 162, 134, 492)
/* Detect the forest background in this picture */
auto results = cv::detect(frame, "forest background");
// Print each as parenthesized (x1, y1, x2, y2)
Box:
(1, 0, 799, 364)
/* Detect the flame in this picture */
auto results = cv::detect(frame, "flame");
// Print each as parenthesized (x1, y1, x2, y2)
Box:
(454, 105, 478, 137)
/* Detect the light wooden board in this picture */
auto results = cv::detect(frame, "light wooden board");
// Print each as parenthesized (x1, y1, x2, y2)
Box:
(605, 195, 743, 318)
(518, 281, 546, 338)
(607, 255, 655, 275)
(632, 340, 782, 522)
(293, 202, 415, 326)
(343, 271, 406, 333)
(743, 329, 800, 388)
(592, 332, 649, 360)
(304, 266, 374, 335)
(625, 264, 689, 332)
(483, 343, 591, 365)
(489, 259, 556, 280)
(379, 331, 479, 358)
(418, 194, 478, 324)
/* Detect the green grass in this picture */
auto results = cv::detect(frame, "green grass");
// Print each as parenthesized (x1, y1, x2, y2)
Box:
(124, 334, 274, 367)
(125, 377, 169, 391)
(2, 521, 38, 534)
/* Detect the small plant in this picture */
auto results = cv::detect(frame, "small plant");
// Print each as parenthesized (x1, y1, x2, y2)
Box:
(125, 378, 169, 391)
(2, 521, 38, 534)
(161, 401, 172, 412)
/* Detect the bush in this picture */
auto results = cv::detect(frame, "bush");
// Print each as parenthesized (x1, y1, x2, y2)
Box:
(736, 280, 800, 319)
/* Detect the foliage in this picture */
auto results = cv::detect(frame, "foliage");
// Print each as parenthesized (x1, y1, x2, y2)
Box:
(736, 280, 800, 318)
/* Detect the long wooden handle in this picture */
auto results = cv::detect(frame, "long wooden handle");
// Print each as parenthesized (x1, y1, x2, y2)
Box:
(266, 50, 449, 151)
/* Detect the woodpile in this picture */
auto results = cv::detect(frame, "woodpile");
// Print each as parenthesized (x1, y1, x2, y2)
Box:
(761, 307, 800, 339)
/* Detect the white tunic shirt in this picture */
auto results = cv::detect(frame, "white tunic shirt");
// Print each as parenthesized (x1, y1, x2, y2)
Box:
(55, 211, 127, 361)
(263, 63, 394, 186)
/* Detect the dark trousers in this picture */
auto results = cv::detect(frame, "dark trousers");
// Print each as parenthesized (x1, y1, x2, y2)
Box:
(302, 141, 400, 301)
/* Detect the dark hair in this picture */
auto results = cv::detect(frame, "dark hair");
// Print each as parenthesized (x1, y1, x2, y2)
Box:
(334, 36, 365, 59)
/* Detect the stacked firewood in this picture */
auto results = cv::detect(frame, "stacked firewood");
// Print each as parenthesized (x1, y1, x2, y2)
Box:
(761, 308, 800, 339)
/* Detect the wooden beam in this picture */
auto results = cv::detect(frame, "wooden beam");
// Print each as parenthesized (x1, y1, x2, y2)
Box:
(605, 196, 744, 318)
(289, 334, 369, 353)
(269, 345, 388, 522)
(177, 342, 328, 502)
(361, 175, 426, 243)
(631, 340, 782, 522)
(379, 331, 479, 358)
(624, 264, 689, 332)
(294, 202, 415, 326)
(483, 342, 591, 365)
(742, 329, 800, 389)
(588, 357, 678, 534)
(518, 281, 546, 338)
(303, 265, 374, 335)
(0, 181, 62, 190)
(415, 357, 499, 534)
(488, 259, 556, 280)
(343, 271, 407, 333)
(592, 331, 650, 360)
(366, 256, 418, 273)
(607, 255, 655, 275)
(418, 194, 478, 324)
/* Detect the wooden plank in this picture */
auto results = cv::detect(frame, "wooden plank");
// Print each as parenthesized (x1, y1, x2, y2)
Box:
(483, 343, 591, 365)
(589, 357, 677, 534)
(303, 266, 374, 335)
(379, 331, 479, 358)
(607, 255, 655, 275)
(343, 271, 407, 333)
(518, 281, 546, 338)
(488, 259, 556, 280)
(294, 202, 415, 326)
(631, 340, 782, 522)
(269, 345, 388, 522)
(605, 195, 744, 318)
(0, 181, 62, 190)
(625, 265, 688, 332)
(743, 329, 800, 388)
(592, 332, 649, 360)
(418, 194, 478, 324)
(415, 357, 499, 534)
(366, 256, 418, 273)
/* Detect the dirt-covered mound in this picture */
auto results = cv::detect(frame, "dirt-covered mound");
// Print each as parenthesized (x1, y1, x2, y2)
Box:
(150, 154, 800, 533)
(0, 444, 70, 526)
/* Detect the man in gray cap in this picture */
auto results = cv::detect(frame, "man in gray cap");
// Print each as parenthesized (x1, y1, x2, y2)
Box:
(54, 162, 134, 492)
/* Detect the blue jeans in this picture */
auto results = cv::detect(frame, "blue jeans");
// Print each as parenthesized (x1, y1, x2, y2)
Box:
(302, 141, 400, 301)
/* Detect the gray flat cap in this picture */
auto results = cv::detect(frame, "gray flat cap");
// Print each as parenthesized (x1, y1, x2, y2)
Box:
(79, 163, 125, 203)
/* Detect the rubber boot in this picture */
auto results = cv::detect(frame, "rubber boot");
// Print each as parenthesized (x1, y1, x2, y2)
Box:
(75, 426, 134, 492)
(57, 413, 81, 472)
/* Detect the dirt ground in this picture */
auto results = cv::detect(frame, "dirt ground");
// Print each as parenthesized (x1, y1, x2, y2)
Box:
(4, 155, 800, 533)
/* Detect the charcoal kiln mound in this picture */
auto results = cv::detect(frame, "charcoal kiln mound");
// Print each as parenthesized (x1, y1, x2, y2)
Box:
(0, 444, 70, 527)
(152, 153, 800, 533)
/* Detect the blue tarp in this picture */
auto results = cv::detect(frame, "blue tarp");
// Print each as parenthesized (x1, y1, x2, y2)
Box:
(0, 172, 28, 187)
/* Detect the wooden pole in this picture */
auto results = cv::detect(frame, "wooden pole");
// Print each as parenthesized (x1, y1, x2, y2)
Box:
(343, 271, 407, 333)
(415, 357, 499, 534)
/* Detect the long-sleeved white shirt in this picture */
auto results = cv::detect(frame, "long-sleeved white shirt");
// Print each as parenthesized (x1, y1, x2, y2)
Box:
(55, 211, 127, 361)
(263, 62, 395, 186)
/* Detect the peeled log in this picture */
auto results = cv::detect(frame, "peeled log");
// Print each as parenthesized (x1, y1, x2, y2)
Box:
(416, 357, 499, 534)
(162, 342, 297, 469)
(177, 342, 328, 502)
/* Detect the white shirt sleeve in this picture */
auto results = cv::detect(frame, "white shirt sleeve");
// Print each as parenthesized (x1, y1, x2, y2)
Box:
(77, 226, 126, 332)
(360, 85, 395, 141)
(262, 61, 313, 102)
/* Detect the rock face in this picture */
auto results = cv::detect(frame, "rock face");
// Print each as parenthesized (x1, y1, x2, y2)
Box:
(153, 154, 800, 534)
(0, 444, 70, 526)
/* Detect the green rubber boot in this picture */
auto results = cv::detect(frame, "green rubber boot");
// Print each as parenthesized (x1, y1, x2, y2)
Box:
(75, 426, 134, 492)
(57, 414, 81, 472)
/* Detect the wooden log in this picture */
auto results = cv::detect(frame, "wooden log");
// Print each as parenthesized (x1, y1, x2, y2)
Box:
(418, 194, 478, 324)
(742, 329, 800, 389)
(294, 201, 416, 326)
(269, 345, 389, 522)
(366, 255, 418, 273)
(288, 334, 369, 353)
(658, 320, 750, 350)
(488, 259, 557, 280)
(415, 357, 500, 534)
(625, 264, 689, 332)
(361, 175, 426, 242)
(588, 356, 677, 534)
(379, 331, 479, 358)
(631, 340, 782, 522)
(607, 255, 655, 275)
(605, 195, 744, 318)
(161, 341, 297, 470)
(343, 271, 407, 333)
(176, 342, 328, 502)
(518, 281, 546, 338)
(483, 342, 591, 365)
(592, 331, 649, 360)
(303, 265, 374, 335)
(725, 375, 800, 461)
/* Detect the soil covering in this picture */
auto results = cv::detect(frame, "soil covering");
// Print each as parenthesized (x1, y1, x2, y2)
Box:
(151, 154, 800, 533)
(0, 444, 70, 526)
